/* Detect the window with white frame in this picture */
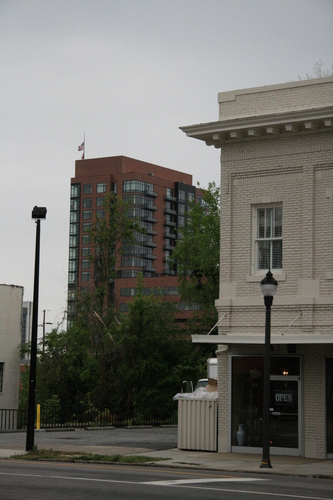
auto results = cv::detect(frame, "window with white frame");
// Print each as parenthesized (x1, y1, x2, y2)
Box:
(255, 206, 282, 271)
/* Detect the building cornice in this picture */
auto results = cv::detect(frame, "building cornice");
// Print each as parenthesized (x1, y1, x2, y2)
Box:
(180, 106, 333, 148)
(192, 333, 333, 345)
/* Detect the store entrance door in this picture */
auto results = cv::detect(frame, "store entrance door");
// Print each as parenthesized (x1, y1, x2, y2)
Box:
(270, 377, 300, 453)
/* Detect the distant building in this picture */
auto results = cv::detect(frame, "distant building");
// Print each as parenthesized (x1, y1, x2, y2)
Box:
(182, 77, 333, 459)
(0, 284, 23, 410)
(68, 156, 202, 326)
(21, 301, 32, 364)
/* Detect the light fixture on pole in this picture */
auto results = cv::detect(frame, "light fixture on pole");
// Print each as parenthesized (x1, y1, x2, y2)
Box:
(26, 206, 47, 452)
(259, 269, 278, 469)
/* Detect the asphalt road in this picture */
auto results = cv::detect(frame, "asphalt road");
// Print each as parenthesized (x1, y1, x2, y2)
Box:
(1, 460, 333, 500)
(0, 427, 178, 455)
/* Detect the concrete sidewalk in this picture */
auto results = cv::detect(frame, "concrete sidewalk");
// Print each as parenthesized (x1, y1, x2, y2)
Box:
(1, 444, 332, 479)
(138, 448, 333, 479)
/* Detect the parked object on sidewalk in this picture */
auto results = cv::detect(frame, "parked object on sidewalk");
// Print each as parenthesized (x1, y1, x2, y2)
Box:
(177, 398, 218, 451)
(195, 377, 218, 391)
(195, 378, 208, 390)
(180, 381, 193, 393)
(182, 358, 218, 394)
(173, 384, 218, 401)
(207, 358, 217, 379)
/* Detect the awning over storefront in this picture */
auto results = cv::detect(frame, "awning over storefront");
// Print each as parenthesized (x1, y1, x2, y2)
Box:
(192, 334, 333, 345)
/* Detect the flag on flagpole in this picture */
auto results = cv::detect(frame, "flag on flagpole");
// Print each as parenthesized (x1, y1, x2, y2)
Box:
(81, 152, 85, 159)
(78, 142, 84, 151)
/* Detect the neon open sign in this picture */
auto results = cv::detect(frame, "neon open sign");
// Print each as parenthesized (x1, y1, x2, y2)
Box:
(275, 390, 293, 404)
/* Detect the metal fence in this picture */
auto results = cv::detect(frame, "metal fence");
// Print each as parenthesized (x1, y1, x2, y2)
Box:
(0, 403, 177, 430)
(0, 409, 27, 431)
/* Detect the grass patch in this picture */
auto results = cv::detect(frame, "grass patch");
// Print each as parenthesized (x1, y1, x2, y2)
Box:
(12, 448, 167, 464)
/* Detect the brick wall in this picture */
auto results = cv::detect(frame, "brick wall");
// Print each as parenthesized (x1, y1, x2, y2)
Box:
(214, 78, 333, 458)
(299, 344, 333, 458)
(218, 77, 333, 120)
(216, 131, 333, 338)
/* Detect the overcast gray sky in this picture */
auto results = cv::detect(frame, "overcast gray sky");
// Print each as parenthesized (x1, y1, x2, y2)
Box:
(1, 0, 332, 333)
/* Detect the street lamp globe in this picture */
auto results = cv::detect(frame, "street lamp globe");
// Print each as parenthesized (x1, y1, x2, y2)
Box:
(260, 270, 278, 298)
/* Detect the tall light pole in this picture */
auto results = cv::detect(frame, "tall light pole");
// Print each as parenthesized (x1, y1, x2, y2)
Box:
(259, 269, 278, 469)
(26, 206, 47, 452)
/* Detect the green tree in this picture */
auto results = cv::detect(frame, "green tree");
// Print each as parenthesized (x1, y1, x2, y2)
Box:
(172, 182, 220, 333)
(26, 185, 221, 415)
(109, 280, 184, 412)
(29, 281, 200, 414)
(86, 192, 141, 313)
(35, 325, 101, 407)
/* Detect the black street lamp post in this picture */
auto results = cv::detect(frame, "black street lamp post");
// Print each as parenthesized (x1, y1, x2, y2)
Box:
(259, 270, 278, 469)
(26, 206, 47, 452)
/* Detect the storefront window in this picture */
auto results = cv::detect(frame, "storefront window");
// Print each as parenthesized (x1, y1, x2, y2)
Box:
(232, 356, 263, 447)
(232, 356, 300, 449)
(271, 357, 300, 376)
(326, 358, 333, 455)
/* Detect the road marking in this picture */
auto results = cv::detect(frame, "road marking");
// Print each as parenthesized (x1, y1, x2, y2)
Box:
(161, 484, 333, 500)
(0, 471, 266, 486)
(142, 477, 267, 485)
(0, 472, 332, 499)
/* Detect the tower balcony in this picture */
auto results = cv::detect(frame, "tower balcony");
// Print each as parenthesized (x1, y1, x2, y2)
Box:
(164, 208, 177, 216)
(144, 190, 158, 197)
(164, 195, 177, 202)
(163, 232, 176, 239)
(163, 220, 177, 227)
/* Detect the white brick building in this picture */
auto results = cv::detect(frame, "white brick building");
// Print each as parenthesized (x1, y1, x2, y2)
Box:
(181, 77, 333, 459)
(0, 284, 23, 410)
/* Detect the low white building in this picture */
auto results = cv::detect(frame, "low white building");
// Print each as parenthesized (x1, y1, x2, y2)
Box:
(0, 284, 23, 410)
(181, 77, 333, 459)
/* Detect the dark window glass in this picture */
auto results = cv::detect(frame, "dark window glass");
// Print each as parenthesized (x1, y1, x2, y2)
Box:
(82, 235, 91, 244)
(97, 182, 106, 193)
(0, 363, 4, 392)
(71, 199, 80, 210)
(71, 184, 80, 197)
(82, 211, 92, 220)
(326, 358, 333, 454)
(83, 198, 92, 208)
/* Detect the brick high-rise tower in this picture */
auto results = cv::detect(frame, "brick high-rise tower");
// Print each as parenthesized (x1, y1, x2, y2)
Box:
(67, 156, 202, 326)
